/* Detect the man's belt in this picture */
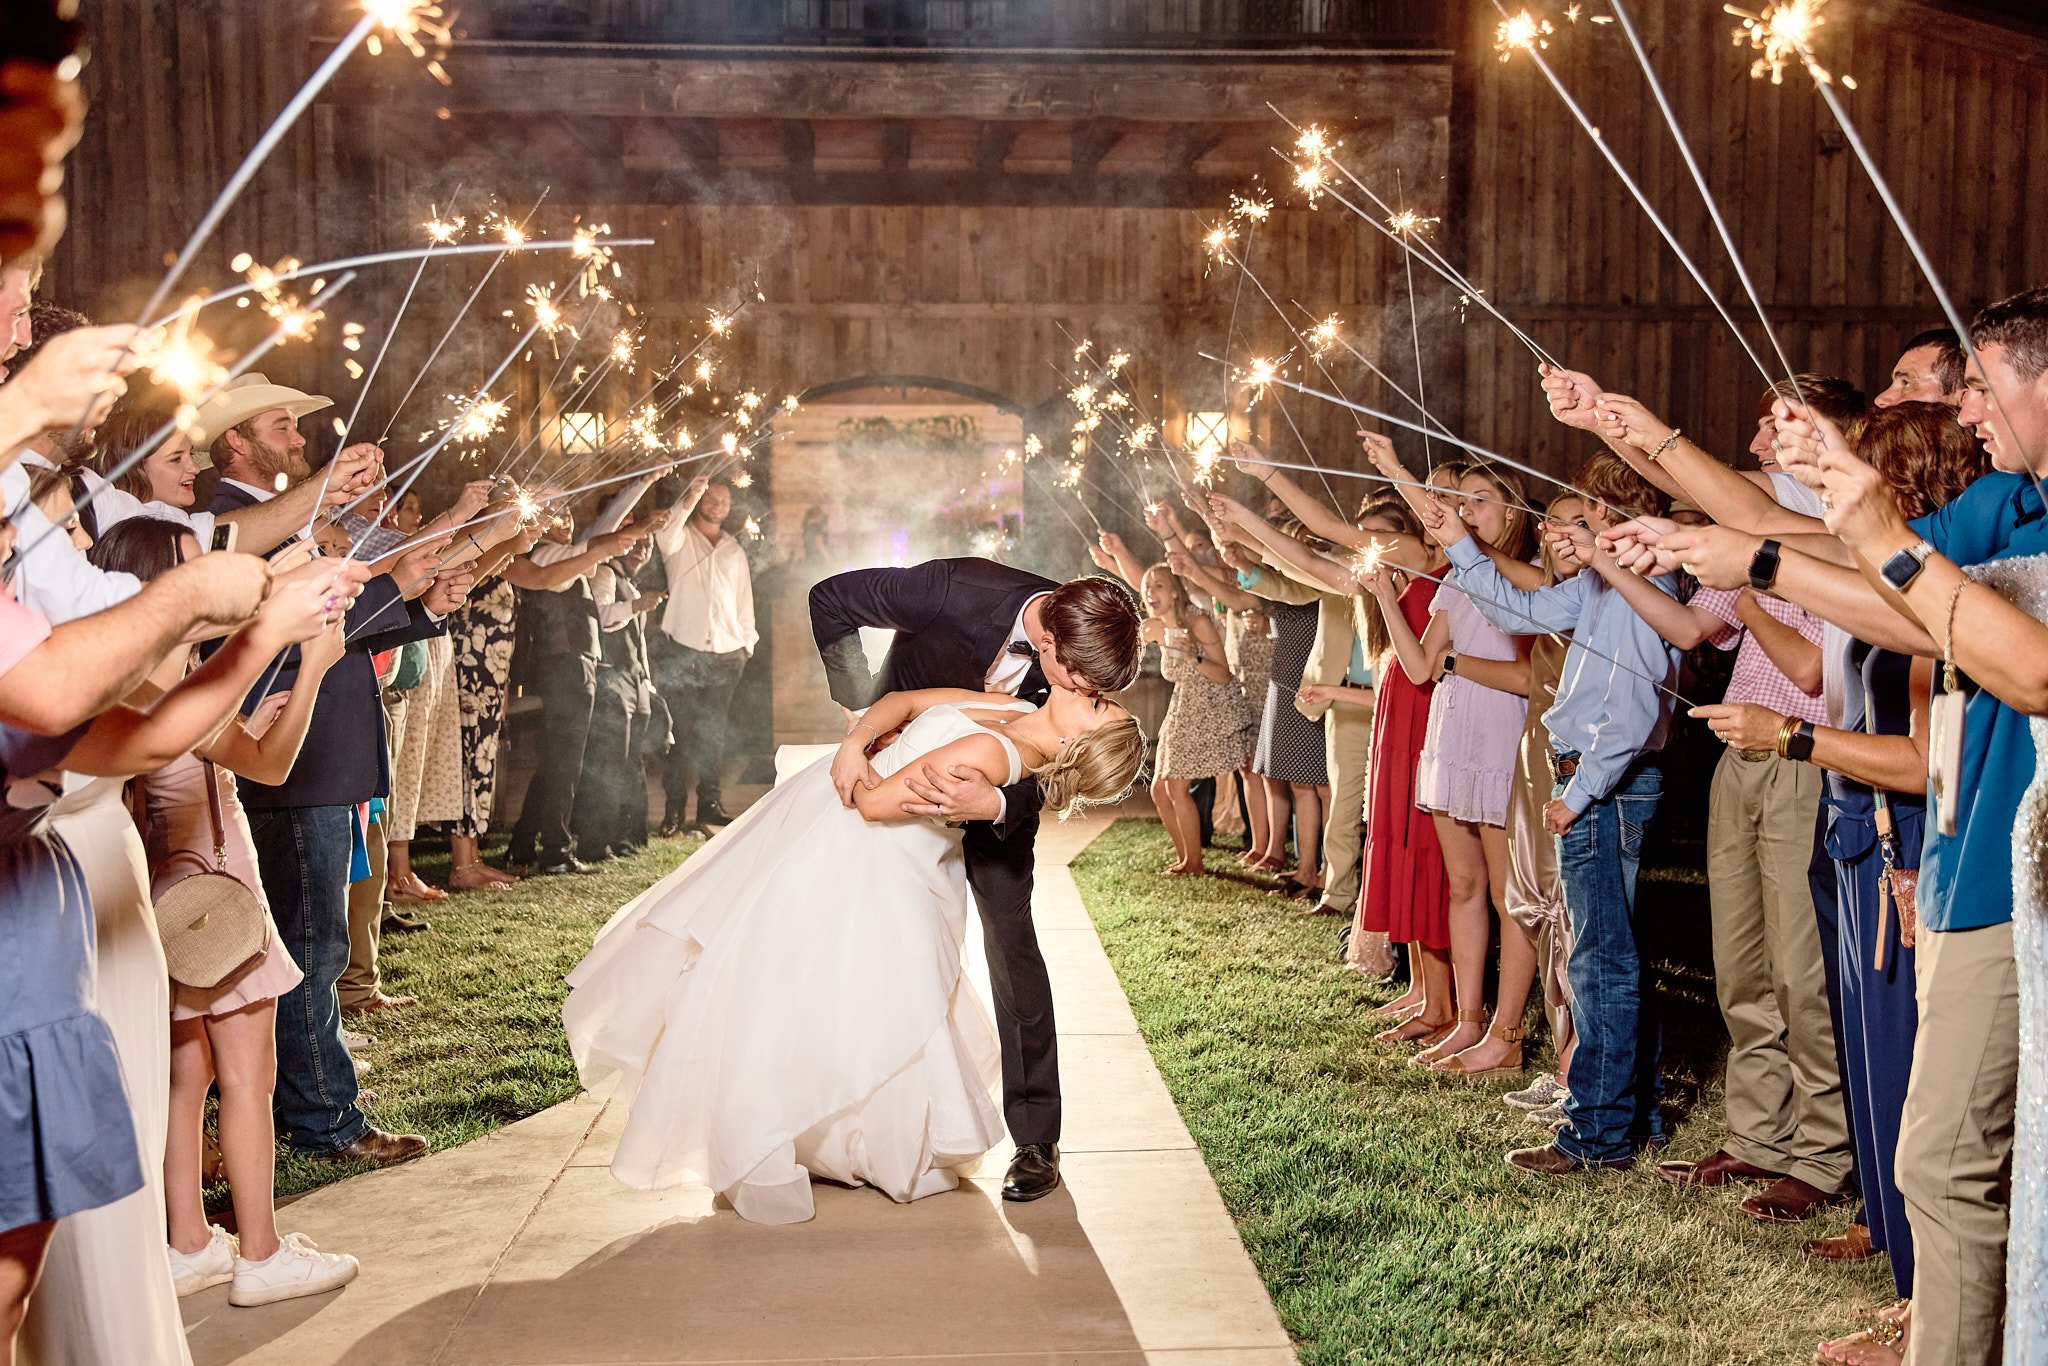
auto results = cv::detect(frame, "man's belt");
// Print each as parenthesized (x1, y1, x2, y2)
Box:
(1547, 750, 1580, 781)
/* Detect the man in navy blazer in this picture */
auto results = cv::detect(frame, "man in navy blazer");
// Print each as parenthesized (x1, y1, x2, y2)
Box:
(202, 382, 469, 1166)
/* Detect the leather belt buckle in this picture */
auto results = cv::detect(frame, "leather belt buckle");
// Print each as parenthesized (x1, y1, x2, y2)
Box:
(1547, 750, 1580, 781)
(1735, 748, 1774, 763)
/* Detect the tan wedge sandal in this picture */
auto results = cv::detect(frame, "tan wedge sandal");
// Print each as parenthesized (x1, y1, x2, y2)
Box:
(1431, 1018, 1528, 1082)
(1410, 1009, 1489, 1068)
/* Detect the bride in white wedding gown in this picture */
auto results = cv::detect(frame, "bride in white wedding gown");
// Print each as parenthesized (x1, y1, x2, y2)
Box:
(562, 684, 1144, 1224)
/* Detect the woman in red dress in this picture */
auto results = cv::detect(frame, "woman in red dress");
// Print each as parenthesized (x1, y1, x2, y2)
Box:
(1298, 494, 1450, 1032)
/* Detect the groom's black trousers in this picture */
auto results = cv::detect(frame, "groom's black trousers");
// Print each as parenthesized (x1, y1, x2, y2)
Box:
(963, 815, 1061, 1147)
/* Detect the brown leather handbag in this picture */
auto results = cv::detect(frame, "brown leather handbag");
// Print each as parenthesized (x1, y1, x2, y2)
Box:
(151, 762, 272, 990)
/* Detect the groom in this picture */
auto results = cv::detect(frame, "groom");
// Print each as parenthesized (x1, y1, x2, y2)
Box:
(810, 558, 1142, 1200)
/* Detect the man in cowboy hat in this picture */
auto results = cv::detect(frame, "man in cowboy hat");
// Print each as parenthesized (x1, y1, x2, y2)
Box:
(204, 375, 471, 1169)
(186, 373, 383, 554)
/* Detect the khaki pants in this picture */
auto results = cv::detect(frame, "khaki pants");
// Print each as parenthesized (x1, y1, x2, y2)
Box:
(1898, 920, 2018, 1366)
(1320, 705, 1373, 914)
(1706, 748, 1850, 1190)
(339, 810, 388, 1011)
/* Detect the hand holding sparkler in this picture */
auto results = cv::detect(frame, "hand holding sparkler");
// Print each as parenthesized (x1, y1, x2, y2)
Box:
(1540, 515, 1604, 569)
(1591, 393, 1678, 456)
(1538, 364, 1608, 433)
(257, 553, 368, 645)
(391, 536, 456, 599)
(1771, 400, 1904, 548)
(1227, 440, 1271, 484)
(421, 568, 474, 617)
(1688, 701, 1794, 752)
(1204, 492, 1252, 528)
(1087, 541, 1117, 575)
(178, 551, 275, 628)
(1142, 501, 1181, 538)
(1418, 491, 1469, 550)
(1650, 524, 1765, 592)
(1596, 515, 1683, 575)
(0, 324, 140, 453)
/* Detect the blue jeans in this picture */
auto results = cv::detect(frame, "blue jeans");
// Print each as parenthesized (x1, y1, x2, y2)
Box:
(248, 805, 371, 1155)
(1554, 758, 1665, 1167)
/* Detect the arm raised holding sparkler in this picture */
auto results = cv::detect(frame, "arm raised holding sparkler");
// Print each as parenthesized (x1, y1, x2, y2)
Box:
(1205, 491, 1355, 599)
(0, 323, 138, 470)
(220, 443, 382, 557)
(1232, 441, 1366, 550)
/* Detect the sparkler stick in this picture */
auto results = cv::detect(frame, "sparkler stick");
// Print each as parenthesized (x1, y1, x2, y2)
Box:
(1269, 110, 1562, 369)
(1736, 2, 2039, 493)
(136, 8, 385, 328)
(1211, 358, 1624, 519)
(1605, 0, 1803, 400)
(348, 276, 575, 560)
(1492, 0, 1775, 386)
(1394, 170, 1435, 468)
(1363, 545, 1701, 710)
(42, 272, 363, 547)
(1206, 242, 1345, 506)
(1023, 458, 1101, 542)
(378, 197, 550, 442)
(145, 239, 653, 328)
(1289, 301, 1460, 445)
(483, 298, 611, 480)
(1230, 454, 1529, 515)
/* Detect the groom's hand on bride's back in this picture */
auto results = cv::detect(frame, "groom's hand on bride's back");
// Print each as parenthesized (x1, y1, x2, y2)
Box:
(902, 763, 1002, 824)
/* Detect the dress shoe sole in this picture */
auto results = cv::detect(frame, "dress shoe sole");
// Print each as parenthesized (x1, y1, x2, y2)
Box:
(1001, 1173, 1062, 1203)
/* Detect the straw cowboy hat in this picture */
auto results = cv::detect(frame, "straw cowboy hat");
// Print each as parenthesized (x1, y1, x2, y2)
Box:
(188, 373, 332, 468)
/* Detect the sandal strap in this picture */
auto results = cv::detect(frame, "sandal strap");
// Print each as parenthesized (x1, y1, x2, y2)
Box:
(1490, 1023, 1528, 1043)
(1455, 1009, 1489, 1024)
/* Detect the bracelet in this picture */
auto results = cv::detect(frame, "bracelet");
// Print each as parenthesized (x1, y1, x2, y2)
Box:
(1774, 714, 1800, 758)
(1647, 428, 1683, 462)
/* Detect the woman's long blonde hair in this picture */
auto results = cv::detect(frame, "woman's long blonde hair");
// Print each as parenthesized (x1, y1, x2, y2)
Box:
(1035, 715, 1148, 820)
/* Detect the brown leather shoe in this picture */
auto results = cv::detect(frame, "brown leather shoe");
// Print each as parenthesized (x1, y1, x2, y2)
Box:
(1504, 1142, 1631, 1176)
(343, 993, 418, 1019)
(1655, 1148, 1781, 1188)
(328, 1128, 428, 1166)
(1803, 1222, 1878, 1260)
(1740, 1175, 1848, 1223)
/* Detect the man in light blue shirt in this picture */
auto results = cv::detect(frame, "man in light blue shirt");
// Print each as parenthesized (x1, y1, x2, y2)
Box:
(1431, 453, 1683, 1173)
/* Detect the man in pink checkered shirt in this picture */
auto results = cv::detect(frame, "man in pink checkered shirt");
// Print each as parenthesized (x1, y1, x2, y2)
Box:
(1576, 527, 1851, 1222)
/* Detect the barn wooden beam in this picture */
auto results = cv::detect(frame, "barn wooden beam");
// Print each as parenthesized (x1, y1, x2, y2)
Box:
(975, 124, 1018, 176)
(329, 50, 1450, 125)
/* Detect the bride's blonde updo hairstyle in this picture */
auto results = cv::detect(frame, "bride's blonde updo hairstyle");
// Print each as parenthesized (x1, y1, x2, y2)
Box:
(1036, 715, 1148, 820)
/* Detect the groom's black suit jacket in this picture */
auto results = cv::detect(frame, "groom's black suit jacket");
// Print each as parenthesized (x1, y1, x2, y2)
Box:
(809, 556, 1063, 1145)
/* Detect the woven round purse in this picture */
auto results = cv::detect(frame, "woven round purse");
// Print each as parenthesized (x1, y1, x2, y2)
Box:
(152, 762, 271, 990)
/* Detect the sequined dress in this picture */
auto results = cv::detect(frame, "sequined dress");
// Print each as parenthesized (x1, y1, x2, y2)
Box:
(1974, 551, 2048, 1361)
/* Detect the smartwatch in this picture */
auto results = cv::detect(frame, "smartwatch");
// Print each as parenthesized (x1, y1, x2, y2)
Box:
(1747, 538, 1782, 592)
(1784, 719, 1817, 763)
(1878, 539, 1937, 593)
(1440, 652, 1459, 681)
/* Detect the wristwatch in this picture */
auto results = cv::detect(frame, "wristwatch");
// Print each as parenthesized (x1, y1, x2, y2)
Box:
(1784, 719, 1817, 763)
(1747, 538, 1783, 592)
(1878, 539, 1937, 593)
(1440, 652, 1459, 681)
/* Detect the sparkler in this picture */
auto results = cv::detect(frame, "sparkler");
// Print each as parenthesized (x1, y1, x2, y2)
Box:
(1727, 0, 2044, 491)
(1494, 8, 1555, 59)
(1200, 356, 1626, 520)
(1490, 0, 1777, 386)
(1393, 171, 1435, 466)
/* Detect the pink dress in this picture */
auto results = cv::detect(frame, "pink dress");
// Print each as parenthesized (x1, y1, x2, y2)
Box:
(1412, 581, 1526, 828)
(141, 752, 304, 1019)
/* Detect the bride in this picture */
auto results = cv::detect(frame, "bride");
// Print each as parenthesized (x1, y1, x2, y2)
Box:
(562, 683, 1145, 1224)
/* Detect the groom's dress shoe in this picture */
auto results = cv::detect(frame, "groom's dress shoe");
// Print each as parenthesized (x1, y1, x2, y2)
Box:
(1002, 1143, 1060, 1202)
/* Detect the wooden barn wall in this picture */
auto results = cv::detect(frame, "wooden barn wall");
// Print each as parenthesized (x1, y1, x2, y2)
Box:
(1454, 0, 2048, 477)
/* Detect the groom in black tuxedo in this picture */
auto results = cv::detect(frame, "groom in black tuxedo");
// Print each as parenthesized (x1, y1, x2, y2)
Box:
(811, 558, 1141, 1200)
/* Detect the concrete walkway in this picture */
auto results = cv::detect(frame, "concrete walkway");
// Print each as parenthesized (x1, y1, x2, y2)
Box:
(182, 814, 1292, 1366)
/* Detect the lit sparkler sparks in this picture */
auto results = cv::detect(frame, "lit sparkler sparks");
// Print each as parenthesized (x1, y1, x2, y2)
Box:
(1290, 124, 1339, 207)
(610, 332, 638, 369)
(1068, 382, 1098, 409)
(732, 470, 753, 489)
(1191, 447, 1221, 486)
(1387, 208, 1441, 237)
(742, 516, 762, 539)
(424, 213, 465, 244)
(1072, 339, 1092, 362)
(1727, 0, 1832, 85)
(1495, 8, 1556, 59)
(1023, 434, 1044, 460)
(694, 357, 715, 385)
(1306, 314, 1342, 357)
(1240, 355, 1283, 395)
(782, 394, 800, 412)
(720, 432, 740, 457)
(493, 214, 530, 250)
(1057, 460, 1085, 490)
(1349, 537, 1392, 582)
(1126, 421, 1158, 452)
(513, 489, 541, 522)
(1105, 350, 1131, 374)
(570, 223, 617, 293)
(133, 315, 230, 428)
(363, 0, 452, 71)
(708, 309, 734, 337)
(1230, 193, 1273, 224)
(443, 394, 509, 446)
(1202, 223, 1239, 272)
(527, 283, 566, 336)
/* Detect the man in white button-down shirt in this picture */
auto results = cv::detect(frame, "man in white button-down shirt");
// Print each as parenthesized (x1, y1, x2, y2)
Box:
(651, 479, 757, 834)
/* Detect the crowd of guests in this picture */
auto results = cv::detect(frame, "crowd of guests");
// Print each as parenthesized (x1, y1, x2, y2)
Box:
(1097, 309, 2048, 1364)
(0, 73, 764, 1354)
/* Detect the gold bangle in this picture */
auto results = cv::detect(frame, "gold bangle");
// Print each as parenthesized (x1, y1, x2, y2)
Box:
(1648, 428, 1683, 462)
(1775, 715, 1799, 758)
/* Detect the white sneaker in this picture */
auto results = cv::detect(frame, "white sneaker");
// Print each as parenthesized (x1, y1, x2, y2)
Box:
(229, 1232, 360, 1307)
(167, 1225, 238, 1296)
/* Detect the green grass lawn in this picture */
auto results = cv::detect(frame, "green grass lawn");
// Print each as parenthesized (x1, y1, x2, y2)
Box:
(266, 831, 702, 1203)
(1070, 818, 1891, 1366)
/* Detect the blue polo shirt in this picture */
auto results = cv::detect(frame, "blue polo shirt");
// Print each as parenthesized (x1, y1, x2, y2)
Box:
(1910, 471, 2048, 933)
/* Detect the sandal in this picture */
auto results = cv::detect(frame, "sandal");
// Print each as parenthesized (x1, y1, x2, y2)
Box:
(1817, 1302, 1909, 1366)
(1430, 1019, 1528, 1082)
(1410, 1009, 1488, 1068)
(388, 872, 449, 903)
